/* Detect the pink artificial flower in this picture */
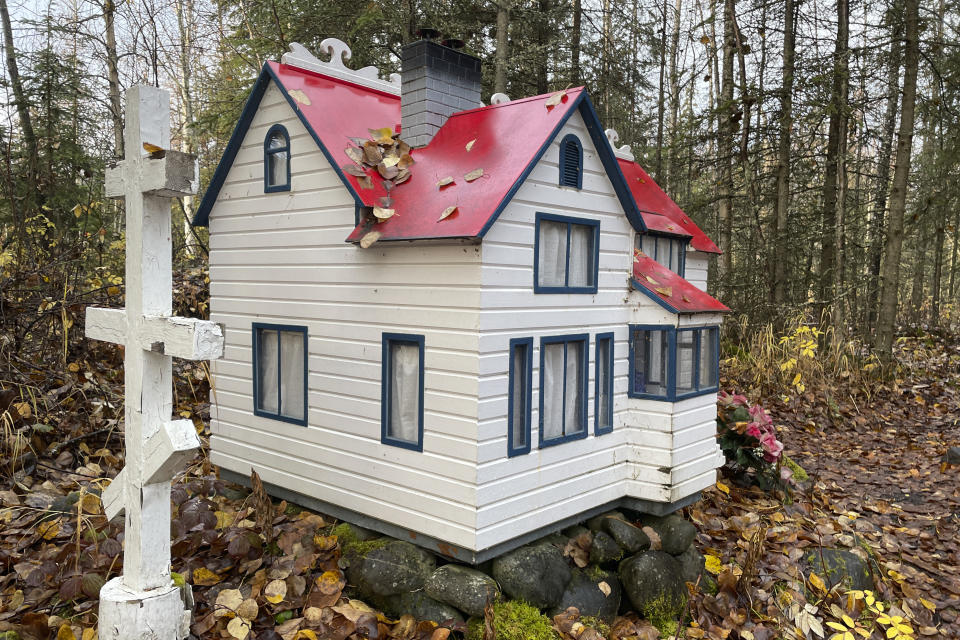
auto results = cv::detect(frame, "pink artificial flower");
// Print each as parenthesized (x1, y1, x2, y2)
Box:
(748, 404, 773, 425)
(746, 424, 763, 439)
(731, 394, 748, 406)
(760, 433, 784, 462)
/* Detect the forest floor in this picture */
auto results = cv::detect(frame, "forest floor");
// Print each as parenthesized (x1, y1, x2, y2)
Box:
(0, 322, 957, 640)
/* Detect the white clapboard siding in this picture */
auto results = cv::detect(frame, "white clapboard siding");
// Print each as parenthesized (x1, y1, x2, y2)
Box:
(685, 252, 710, 292)
(207, 79, 483, 549)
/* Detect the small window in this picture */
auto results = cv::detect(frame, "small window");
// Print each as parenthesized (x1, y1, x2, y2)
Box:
(540, 334, 589, 447)
(507, 338, 533, 456)
(535, 213, 600, 293)
(253, 323, 307, 425)
(595, 333, 614, 435)
(381, 333, 424, 451)
(629, 326, 719, 400)
(637, 234, 686, 276)
(264, 124, 290, 192)
(559, 134, 583, 188)
(630, 327, 670, 399)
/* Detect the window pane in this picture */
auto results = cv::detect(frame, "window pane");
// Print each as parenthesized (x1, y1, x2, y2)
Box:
(699, 328, 718, 389)
(676, 330, 696, 393)
(564, 342, 584, 435)
(279, 330, 305, 420)
(510, 343, 528, 450)
(268, 132, 286, 149)
(389, 342, 420, 443)
(568, 224, 594, 287)
(641, 235, 656, 258)
(597, 338, 611, 429)
(269, 150, 288, 187)
(542, 342, 564, 440)
(538, 220, 567, 287)
(634, 330, 668, 396)
(257, 330, 279, 413)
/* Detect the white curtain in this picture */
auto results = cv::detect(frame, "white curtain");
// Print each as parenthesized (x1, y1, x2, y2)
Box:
(542, 343, 564, 439)
(538, 221, 567, 286)
(646, 331, 667, 396)
(510, 345, 527, 448)
(270, 150, 288, 186)
(597, 340, 610, 426)
(390, 343, 420, 443)
(564, 343, 583, 434)
(280, 331, 305, 420)
(641, 235, 656, 258)
(699, 329, 717, 388)
(676, 331, 695, 393)
(568, 225, 593, 287)
(258, 330, 279, 413)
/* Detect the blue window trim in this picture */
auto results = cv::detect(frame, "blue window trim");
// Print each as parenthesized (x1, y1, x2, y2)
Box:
(538, 333, 590, 448)
(627, 325, 720, 401)
(252, 323, 308, 426)
(559, 134, 583, 189)
(533, 212, 601, 294)
(594, 332, 615, 435)
(507, 337, 533, 457)
(381, 333, 425, 452)
(637, 233, 688, 277)
(264, 124, 291, 193)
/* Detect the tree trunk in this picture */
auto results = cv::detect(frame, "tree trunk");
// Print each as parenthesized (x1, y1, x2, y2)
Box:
(0, 0, 37, 161)
(929, 0, 946, 323)
(494, 1, 510, 94)
(717, 0, 735, 286)
(571, 0, 581, 85)
(875, 0, 920, 355)
(655, 3, 667, 181)
(104, 0, 123, 158)
(818, 0, 848, 327)
(176, 0, 197, 259)
(666, 0, 682, 192)
(536, 0, 551, 95)
(949, 205, 960, 299)
(772, 0, 796, 304)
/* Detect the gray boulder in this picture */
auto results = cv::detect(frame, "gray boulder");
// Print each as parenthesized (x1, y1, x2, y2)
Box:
(604, 517, 650, 554)
(587, 511, 626, 532)
(803, 548, 873, 591)
(563, 525, 590, 539)
(642, 514, 697, 555)
(424, 564, 500, 617)
(351, 540, 436, 597)
(943, 447, 960, 465)
(492, 543, 572, 608)
(675, 545, 706, 585)
(376, 591, 464, 624)
(589, 530, 623, 565)
(551, 569, 621, 621)
(618, 551, 687, 621)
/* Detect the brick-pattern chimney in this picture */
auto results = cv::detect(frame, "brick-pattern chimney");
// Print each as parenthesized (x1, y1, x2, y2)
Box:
(400, 40, 482, 148)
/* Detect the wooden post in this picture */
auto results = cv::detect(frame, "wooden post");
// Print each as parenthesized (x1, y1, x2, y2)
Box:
(86, 85, 224, 640)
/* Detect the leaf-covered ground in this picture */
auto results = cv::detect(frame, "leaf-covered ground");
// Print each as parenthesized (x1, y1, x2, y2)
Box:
(0, 324, 957, 639)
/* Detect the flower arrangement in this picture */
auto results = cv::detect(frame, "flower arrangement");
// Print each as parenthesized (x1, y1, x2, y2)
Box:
(717, 391, 790, 491)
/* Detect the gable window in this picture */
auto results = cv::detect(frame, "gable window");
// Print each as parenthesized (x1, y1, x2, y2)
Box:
(381, 333, 424, 451)
(559, 134, 583, 188)
(534, 213, 600, 293)
(507, 338, 533, 456)
(637, 234, 686, 276)
(253, 323, 307, 425)
(264, 124, 291, 192)
(595, 333, 614, 435)
(629, 325, 719, 400)
(540, 334, 589, 447)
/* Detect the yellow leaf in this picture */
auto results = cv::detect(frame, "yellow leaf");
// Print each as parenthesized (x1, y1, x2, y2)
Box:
(809, 572, 827, 593)
(827, 622, 848, 632)
(373, 207, 395, 220)
(465, 138, 476, 152)
(597, 581, 611, 597)
(80, 493, 102, 515)
(226, 616, 251, 640)
(288, 89, 311, 106)
(38, 519, 60, 540)
(316, 571, 343, 595)
(919, 598, 936, 611)
(645, 275, 659, 286)
(192, 567, 221, 586)
(704, 554, 723, 575)
(437, 176, 454, 187)
(438, 206, 458, 221)
(464, 168, 484, 182)
(57, 624, 77, 640)
(237, 599, 258, 621)
(369, 127, 395, 144)
(13, 402, 31, 419)
(715, 481, 730, 495)
(792, 372, 802, 386)
(67, 362, 80, 372)
(655, 286, 673, 297)
(264, 578, 287, 604)
(295, 631, 317, 640)
(142, 142, 164, 154)
(81, 628, 96, 640)
(359, 231, 382, 249)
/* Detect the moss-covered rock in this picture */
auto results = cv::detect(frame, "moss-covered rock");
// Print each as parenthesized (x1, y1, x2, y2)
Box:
(492, 543, 571, 608)
(466, 600, 557, 640)
(675, 544, 706, 585)
(603, 517, 650, 554)
(802, 548, 873, 591)
(350, 540, 436, 597)
(586, 511, 626, 532)
(333, 522, 386, 558)
(618, 551, 687, 622)
(589, 530, 623, 565)
(640, 514, 697, 556)
(550, 568, 621, 621)
(375, 591, 463, 624)
(425, 564, 501, 617)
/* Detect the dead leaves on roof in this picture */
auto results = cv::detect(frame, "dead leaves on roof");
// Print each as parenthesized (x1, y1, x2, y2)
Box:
(368, 127, 394, 145)
(343, 128, 416, 209)
(546, 90, 567, 108)
(359, 230, 381, 248)
(465, 138, 476, 152)
(438, 206, 458, 221)
(436, 176, 454, 188)
(373, 207, 395, 221)
(655, 286, 673, 297)
(464, 168, 484, 182)
(288, 89, 311, 106)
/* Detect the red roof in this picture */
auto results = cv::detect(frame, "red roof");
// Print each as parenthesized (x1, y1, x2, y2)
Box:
(618, 159, 721, 254)
(632, 251, 729, 314)
(640, 211, 692, 238)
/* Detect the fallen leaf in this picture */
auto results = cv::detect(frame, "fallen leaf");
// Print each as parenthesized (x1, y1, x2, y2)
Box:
(598, 581, 611, 597)
(655, 286, 673, 297)
(546, 90, 567, 107)
(226, 616, 251, 640)
(357, 176, 373, 190)
(373, 207, 395, 220)
(341, 164, 367, 178)
(465, 138, 476, 151)
(288, 89, 311, 106)
(215, 589, 243, 617)
(344, 147, 363, 165)
(438, 206, 458, 221)
(716, 481, 730, 495)
(398, 153, 415, 169)
(809, 572, 827, 593)
(437, 176, 454, 188)
(264, 578, 287, 604)
(192, 567, 221, 586)
(359, 231, 382, 249)
(464, 168, 484, 181)
(645, 275, 659, 286)
(369, 127, 395, 144)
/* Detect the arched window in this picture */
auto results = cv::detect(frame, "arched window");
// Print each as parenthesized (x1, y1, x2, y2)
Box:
(264, 124, 290, 192)
(559, 134, 583, 189)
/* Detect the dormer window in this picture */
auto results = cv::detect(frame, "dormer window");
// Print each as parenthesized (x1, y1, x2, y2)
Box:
(637, 233, 686, 276)
(559, 134, 583, 189)
(264, 124, 291, 192)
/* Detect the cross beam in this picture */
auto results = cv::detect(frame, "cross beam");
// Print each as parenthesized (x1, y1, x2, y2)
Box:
(85, 86, 223, 599)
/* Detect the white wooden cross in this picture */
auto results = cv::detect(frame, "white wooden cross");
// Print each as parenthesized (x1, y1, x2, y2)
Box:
(85, 86, 223, 638)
